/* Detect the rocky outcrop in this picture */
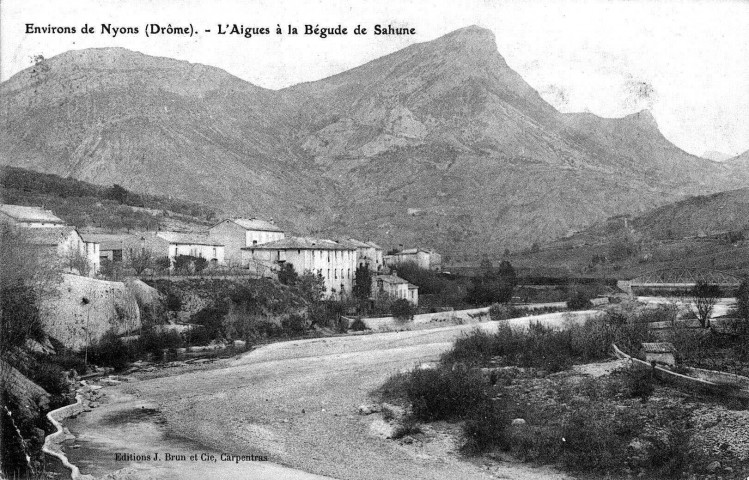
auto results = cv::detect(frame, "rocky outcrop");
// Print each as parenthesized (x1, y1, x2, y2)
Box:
(40, 274, 141, 351)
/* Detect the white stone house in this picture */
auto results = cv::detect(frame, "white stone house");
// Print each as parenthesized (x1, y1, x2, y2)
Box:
(209, 218, 284, 266)
(343, 238, 385, 273)
(0, 204, 66, 228)
(26, 226, 99, 276)
(384, 248, 442, 271)
(242, 237, 357, 298)
(155, 232, 225, 265)
(373, 274, 419, 305)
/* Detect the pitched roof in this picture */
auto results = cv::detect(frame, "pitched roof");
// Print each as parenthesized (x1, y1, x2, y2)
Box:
(343, 238, 371, 248)
(229, 218, 283, 232)
(0, 204, 64, 224)
(157, 232, 223, 246)
(242, 236, 356, 251)
(79, 233, 133, 250)
(365, 241, 383, 250)
(23, 226, 79, 246)
(375, 274, 410, 285)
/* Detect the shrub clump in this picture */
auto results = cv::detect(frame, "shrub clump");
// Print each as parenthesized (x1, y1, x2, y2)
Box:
(391, 299, 415, 321)
(88, 330, 129, 370)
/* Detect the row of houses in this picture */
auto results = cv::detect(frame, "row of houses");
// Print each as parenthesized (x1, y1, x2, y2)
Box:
(1, 204, 442, 304)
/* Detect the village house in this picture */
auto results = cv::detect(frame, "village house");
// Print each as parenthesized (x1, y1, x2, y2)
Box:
(384, 247, 442, 271)
(80, 233, 132, 264)
(154, 232, 225, 265)
(340, 238, 385, 272)
(373, 273, 419, 305)
(209, 218, 284, 266)
(242, 236, 357, 298)
(26, 226, 99, 276)
(0, 204, 66, 228)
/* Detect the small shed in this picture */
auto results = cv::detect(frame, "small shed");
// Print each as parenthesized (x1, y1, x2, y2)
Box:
(640, 342, 677, 366)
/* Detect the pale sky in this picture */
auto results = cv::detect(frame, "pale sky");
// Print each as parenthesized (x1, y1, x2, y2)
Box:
(2, 0, 748, 157)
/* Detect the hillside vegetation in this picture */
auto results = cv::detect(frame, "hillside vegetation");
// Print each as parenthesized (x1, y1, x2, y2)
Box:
(0, 166, 216, 231)
(505, 188, 749, 279)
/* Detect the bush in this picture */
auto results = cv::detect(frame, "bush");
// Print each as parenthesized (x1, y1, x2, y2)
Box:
(392, 416, 423, 439)
(27, 361, 68, 397)
(350, 318, 368, 331)
(190, 304, 229, 341)
(566, 291, 592, 310)
(489, 303, 520, 321)
(622, 365, 654, 401)
(391, 299, 415, 321)
(281, 314, 307, 336)
(165, 291, 182, 312)
(88, 331, 129, 371)
(461, 401, 509, 454)
(404, 366, 489, 421)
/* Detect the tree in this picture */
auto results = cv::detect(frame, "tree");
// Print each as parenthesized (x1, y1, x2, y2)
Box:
(129, 249, 153, 275)
(298, 271, 326, 303)
(106, 184, 129, 204)
(391, 298, 415, 321)
(353, 264, 372, 301)
(692, 280, 721, 328)
(465, 259, 517, 305)
(277, 263, 298, 286)
(0, 226, 61, 367)
(66, 247, 91, 276)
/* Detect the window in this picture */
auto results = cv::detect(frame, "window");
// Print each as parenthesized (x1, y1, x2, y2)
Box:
(347, 268, 350, 279)
(334, 269, 337, 279)
(213, 247, 217, 257)
(113, 250, 123, 262)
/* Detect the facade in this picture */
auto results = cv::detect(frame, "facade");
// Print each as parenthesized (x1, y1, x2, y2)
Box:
(373, 274, 419, 305)
(81, 233, 132, 264)
(209, 218, 284, 266)
(384, 248, 442, 271)
(26, 227, 98, 276)
(344, 238, 385, 273)
(242, 237, 357, 298)
(0, 204, 65, 228)
(155, 232, 225, 265)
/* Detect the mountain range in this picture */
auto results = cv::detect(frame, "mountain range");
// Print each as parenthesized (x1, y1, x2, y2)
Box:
(2, 26, 747, 256)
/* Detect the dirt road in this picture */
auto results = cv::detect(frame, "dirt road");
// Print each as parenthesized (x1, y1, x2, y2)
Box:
(66, 319, 582, 480)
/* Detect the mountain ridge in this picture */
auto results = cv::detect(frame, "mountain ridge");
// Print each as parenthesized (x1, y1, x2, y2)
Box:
(1, 26, 746, 255)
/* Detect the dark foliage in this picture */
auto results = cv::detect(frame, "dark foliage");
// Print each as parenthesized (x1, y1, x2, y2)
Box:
(0, 166, 216, 231)
(350, 318, 368, 331)
(278, 263, 298, 286)
(391, 298, 415, 321)
(190, 304, 230, 341)
(465, 259, 517, 305)
(281, 314, 308, 336)
(88, 331, 130, 371)
(692, 280, 721, 328)
(1, 284, 45, 354)
(566, 290, 593, 310)
(405, 367, 489, 421)
(353, 264, 372, 300)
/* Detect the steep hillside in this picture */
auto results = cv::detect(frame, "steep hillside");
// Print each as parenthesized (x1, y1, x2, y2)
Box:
(0, 166, 214, 232)
(505, 188, 749, 279)
(1, 26, 746, 255)
(0, 48, 335, 231)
